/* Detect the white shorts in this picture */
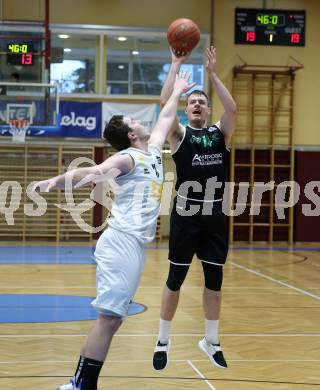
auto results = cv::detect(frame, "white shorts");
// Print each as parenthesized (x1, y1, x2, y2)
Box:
(91, 227, 145, 318)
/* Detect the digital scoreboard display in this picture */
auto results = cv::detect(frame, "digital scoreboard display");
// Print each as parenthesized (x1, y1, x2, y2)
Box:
(7, 43, 34, 65)
(235, 8, 305, 46)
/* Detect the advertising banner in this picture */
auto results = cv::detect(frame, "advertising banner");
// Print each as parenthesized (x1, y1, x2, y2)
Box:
(60, 101, 102, 138)
(0, 99, 64, 137)
(0, 101, 157, 139)
(102, 103, 157, 132)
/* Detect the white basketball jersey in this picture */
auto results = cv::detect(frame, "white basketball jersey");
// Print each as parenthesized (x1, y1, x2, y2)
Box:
(107, 144, 163, 244)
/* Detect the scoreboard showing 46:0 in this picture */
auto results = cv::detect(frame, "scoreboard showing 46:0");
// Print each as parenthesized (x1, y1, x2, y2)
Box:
(235, 8, 305, 46)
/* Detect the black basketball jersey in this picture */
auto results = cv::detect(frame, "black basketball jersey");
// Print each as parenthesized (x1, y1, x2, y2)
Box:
(172, 122, 229, 201)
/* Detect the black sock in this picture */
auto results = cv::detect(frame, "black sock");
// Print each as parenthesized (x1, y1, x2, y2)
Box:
(81, 357, 104, 390)
(74, 355, 85, 385)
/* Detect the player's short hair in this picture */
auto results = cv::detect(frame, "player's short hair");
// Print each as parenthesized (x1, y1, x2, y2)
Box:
(186, 90, 210, 106)
(103, 115, 132, 151)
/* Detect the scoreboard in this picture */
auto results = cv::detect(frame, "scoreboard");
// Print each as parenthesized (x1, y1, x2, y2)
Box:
(235, 8, 305, 46)
(7, 43, 34, 66)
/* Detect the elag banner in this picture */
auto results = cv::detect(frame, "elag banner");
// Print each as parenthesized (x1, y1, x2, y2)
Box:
(60, 101, 102, 138)
(0, 100, 157, 138)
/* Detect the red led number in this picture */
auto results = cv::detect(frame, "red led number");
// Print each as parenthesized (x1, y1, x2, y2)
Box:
(246, 32, 256, 42)
(21, 53, 33, 65)
(291, 33, 300, 44)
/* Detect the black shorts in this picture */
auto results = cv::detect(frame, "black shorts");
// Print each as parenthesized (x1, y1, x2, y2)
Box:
(168, 196, 229, 266)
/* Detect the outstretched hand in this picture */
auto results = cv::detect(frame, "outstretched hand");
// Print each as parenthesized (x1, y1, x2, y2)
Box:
(32, 178, 57, 193)
(206, 46, 217, 74)
(173, 71, 196, 95)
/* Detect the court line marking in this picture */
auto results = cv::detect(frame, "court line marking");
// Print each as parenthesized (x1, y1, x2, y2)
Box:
(230, 261, 320, 300)
(0, 359, 319, 364)
(1, 245, 320, 251)
(187, 360, 217, 390)
(0, 333, 320, 338)
(0, 291, 314, 297)
(1, 285, 319, 291)
(0, 286, 294, 289)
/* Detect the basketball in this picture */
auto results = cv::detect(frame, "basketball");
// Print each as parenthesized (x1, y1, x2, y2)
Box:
(167, 18, 200, 55)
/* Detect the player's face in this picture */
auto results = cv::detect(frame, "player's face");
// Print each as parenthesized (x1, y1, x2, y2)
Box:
(123, 117, 150, 140)
(185, 94, 211, 128)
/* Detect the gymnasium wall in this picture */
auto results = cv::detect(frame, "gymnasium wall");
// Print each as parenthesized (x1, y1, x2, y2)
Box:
(212, 0, 320, 147)
(211, 0, 320, 242)
(2, 0, 319, 146)
(1, 0, 211, 30)
(2, 0, 320, 241)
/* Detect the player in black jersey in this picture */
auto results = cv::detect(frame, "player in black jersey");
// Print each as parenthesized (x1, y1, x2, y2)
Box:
(153, 46, 237, 370)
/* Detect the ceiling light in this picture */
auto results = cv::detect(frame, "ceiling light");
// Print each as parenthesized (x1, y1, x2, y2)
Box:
(131, 50, 139, 55)
(118, 65, 125, 70)
(58, 34, 70, 39)
(117, 36, 127, 41)
(64, 48, 71, 52)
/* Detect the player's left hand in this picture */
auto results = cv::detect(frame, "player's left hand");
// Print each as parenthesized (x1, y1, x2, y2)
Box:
(32, 178, 57, 193)
(174, 71, 196, 94)
(206, 46, 217, 73)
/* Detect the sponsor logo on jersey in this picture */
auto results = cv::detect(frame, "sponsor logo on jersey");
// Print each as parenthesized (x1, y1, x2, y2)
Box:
(192, 153, 223, 166)
(143, 168, 150, 174)
(156, 156, 162, 165)
(210, 131, 222, 141)
(208, 126, 218, 132)
(190, 133, 221, 148)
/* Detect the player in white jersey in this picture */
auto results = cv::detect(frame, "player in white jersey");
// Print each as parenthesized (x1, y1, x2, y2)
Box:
(32, 72, 195, 390)
(106, 145, 163, 244)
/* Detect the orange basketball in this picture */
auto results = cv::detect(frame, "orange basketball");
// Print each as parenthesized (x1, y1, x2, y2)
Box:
(167, 18, 200, 55)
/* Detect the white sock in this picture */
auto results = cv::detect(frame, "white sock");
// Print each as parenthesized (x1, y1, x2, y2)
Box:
(205, 319, 219, 344)
(158, 319, 172, 344)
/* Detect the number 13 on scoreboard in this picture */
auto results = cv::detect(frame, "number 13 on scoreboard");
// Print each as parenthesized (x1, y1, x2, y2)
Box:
(21, 53, 33, 65)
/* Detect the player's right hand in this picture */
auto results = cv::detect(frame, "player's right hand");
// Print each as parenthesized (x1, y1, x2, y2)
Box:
(170, 46, 191, 63)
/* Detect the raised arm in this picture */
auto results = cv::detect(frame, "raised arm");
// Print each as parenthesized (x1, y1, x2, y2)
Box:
(160, 49, 190, 141)
(206, 46, 237, 145)
(149, 72, 196, 150)
(160, 49, 190, 106)
(32, 153, 133, 193)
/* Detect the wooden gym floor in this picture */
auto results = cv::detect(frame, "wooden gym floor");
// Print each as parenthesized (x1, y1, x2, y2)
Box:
(0, 243, 319, 389)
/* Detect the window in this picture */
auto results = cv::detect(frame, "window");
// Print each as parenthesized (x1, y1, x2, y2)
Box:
(106, 34, 207, 96)
(132, 62, 164, 95)
(106, 62, 129, 94)
(50, 33, 97, 93)
(1, 23, 209, 97)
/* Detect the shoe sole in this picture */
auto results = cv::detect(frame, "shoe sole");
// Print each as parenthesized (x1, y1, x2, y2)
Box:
(153, 340, 171, 370)
(198, 339, 227, 369)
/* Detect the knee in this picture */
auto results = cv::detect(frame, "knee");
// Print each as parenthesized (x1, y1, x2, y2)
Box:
(205, 280, 223, 291)
(98, 314, 123, 334)
(166, 279, 181, 292)
(206, 288, 222, 302)
(166, 264, 189, 291)
(202, 263, 224, 291)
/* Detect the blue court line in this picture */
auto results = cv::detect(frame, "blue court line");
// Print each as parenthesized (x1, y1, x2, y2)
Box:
(0, 246, 95, 264)
(0, 258, 96, 264)
(0, 245, 319, 265)
(0, 294, 146, 323)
